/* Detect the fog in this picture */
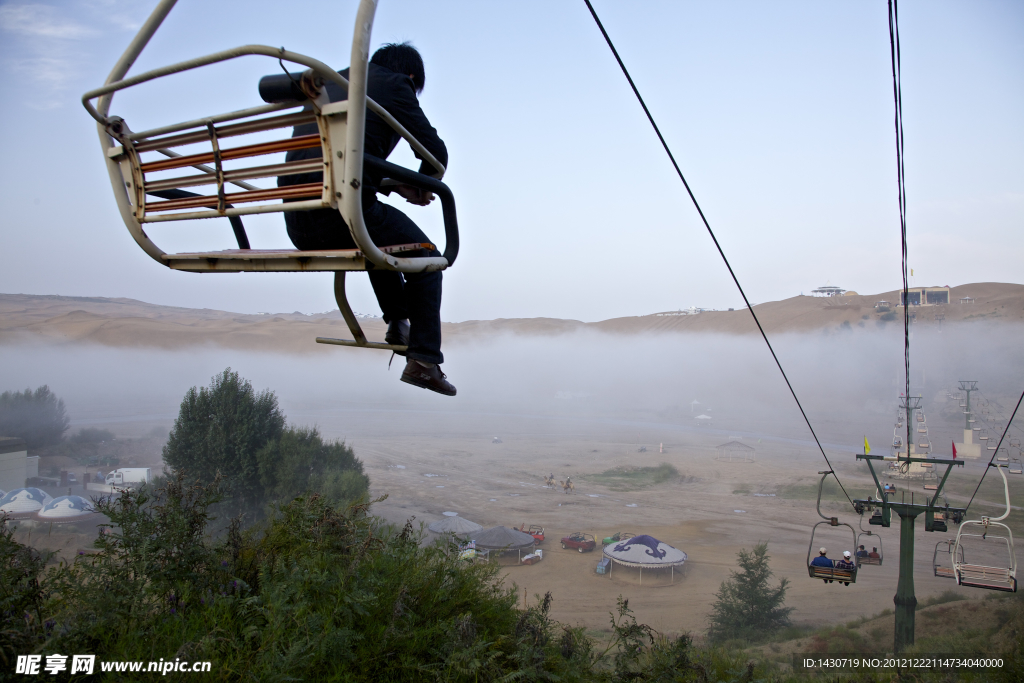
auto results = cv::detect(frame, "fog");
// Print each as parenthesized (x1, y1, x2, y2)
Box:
(1, 322, 1021, 459)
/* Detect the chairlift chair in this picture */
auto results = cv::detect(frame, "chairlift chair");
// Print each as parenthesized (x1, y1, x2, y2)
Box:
(953, 464, 1017, 592)
(933, 539, 964, 579)
(856, 513, 883, 567)
(1010, 458, 1023, 476)
(81, 0, 459, 354)
(806, 472, 858, 585)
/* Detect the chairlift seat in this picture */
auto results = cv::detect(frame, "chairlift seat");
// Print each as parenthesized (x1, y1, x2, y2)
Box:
(82, 3, 460, 355)
(807, 565, 857, 583)
(956, 566, 1017, 593)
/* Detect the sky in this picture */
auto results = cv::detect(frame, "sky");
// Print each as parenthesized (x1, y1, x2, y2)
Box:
(0, 0, 1021, 322)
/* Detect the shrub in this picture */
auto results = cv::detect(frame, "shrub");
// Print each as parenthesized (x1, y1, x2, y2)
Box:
(707, 542, 792, 644)
(256, 426, 369, 508)
(0, 385, 69, 449)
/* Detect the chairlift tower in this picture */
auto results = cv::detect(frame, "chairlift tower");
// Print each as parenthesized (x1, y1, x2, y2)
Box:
(959, 381, 978, 430)
(901, 395, 922, 453)
(854, 451, 966, 655)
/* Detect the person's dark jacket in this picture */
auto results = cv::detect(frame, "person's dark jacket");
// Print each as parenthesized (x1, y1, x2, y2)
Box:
(810, 555, 834, 568)
(279, 63, 447, 200)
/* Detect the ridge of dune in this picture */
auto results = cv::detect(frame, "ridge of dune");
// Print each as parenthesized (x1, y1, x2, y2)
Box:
(1, 283, 1021, 353)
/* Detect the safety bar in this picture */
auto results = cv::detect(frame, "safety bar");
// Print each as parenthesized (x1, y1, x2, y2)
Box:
(363, 154, 459, 268)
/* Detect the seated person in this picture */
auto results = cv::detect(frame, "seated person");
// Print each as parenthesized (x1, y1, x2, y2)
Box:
(836, 551, 856, 586)
(856, 545, 868, 559)
(810, 547, 835, 583)
(868, 547, 881, 560)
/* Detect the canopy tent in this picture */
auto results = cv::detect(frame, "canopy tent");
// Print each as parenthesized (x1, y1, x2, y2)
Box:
(0, 487, 54, 519)
(36, 495, 96, 524)
(474, 525, 537, 561)
(602, 534, 687, 585)
(427, 515, 484, 537)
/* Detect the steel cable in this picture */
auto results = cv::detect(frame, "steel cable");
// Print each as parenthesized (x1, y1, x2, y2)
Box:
(888, 0, 913, 467)
(582, 0, 854, 507)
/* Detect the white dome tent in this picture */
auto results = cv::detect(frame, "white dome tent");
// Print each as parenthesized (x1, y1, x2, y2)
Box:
(602, 534, 687, 586)
(36, 495, 97, 524)
(0, 488, 54, 520)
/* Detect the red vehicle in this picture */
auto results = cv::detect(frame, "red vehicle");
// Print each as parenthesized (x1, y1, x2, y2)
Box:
(519, 524, 545, 543)
(561, 532, 596, 553)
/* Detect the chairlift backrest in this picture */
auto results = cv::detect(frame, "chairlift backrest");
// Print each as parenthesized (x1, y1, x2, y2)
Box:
(81, 0, 457, 277)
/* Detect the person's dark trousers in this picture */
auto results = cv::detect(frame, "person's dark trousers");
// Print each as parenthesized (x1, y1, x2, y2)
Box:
(284, 197, 444, 365)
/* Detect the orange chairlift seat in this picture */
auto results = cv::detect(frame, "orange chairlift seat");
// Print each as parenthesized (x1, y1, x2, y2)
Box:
(81, 0, 459, 354)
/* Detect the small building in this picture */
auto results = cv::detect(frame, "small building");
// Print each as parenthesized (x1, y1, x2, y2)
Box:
(715, 440, 755, 463)
(811, 286, 846, 297)
(0, 437, 37, 493)
(900, 287, 949, 306)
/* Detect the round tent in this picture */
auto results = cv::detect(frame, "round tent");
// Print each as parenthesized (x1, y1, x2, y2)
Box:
(602, 534, 687, 585)
(474, 525, 537, 562)
(36, 495, 96, 524)
(427, 515, 484, 538)
(0, 487, 54, 519)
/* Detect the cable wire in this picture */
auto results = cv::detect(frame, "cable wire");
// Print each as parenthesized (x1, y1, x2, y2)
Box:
(888, 0, 912, 463)
(582, 0, 854, 507)
(964, 388, 1024, 515)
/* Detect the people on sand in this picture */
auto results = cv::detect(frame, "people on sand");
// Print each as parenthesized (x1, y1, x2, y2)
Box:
(868, 547, 880, 559)
(810, 547, 835, 583)
(279, 42, 456, 396)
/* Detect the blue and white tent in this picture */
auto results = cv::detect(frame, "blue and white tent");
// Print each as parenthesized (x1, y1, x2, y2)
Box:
(36, 495, 96, 523)
(0, 487, 54, 519)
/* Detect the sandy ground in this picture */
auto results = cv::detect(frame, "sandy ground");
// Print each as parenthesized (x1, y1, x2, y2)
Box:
(20, 403, 1021, 641)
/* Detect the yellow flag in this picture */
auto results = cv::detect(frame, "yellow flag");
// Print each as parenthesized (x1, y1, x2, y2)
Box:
(864, 436, 871, 455)
(911, 268, 914, 276)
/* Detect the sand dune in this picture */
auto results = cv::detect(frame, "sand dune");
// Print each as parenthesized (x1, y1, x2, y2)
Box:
(1, 283, 1021, 352)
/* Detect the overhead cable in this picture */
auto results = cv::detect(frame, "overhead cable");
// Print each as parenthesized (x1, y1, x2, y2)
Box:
(582, 0, 853, 507)
(964, 388, 1024, 515)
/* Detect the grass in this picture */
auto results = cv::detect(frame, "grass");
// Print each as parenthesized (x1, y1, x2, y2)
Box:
(583, 463, 680, 491)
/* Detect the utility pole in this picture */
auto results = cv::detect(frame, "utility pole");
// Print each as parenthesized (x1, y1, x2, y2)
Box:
(959, 381, 977, 430)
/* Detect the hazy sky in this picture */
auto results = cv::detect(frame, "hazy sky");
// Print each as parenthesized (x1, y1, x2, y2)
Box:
(0, 0, 1020, 321)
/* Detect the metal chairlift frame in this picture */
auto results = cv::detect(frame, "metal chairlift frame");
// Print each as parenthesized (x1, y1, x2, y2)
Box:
(81, 0, 459, 353)
(806, 471, 858, 584)
(953, 464, 1018, 592)
(932, 539, 963, 579)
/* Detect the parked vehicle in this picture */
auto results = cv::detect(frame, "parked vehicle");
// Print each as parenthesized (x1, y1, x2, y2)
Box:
(602, 532, 634, 546)
(561, 532, 596, 553)
(519, 524, 545, 543)
(67, 473, 78, 485)
(105, 468, 152, 487)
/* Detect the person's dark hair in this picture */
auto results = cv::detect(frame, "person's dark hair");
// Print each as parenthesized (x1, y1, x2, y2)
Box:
(370, 42, 425, 92)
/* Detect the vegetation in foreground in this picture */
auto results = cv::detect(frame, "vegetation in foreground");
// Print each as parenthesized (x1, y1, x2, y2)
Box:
(3, 477, 1021, 681)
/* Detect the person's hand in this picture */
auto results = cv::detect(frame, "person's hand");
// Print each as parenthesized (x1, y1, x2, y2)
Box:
(393, 184, 435, 206)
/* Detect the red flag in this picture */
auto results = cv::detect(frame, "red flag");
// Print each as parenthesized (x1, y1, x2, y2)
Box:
(952, 440, 957, 459)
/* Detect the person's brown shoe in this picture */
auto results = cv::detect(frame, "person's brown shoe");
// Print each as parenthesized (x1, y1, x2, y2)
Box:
(400, 360, 456, 396)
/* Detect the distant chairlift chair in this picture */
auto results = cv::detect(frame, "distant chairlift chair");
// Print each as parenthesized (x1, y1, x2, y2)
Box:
(81, 0, 459, 355)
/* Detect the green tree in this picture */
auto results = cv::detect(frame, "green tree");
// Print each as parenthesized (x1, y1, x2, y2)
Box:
(707, 541, 792, 644)
(257, 426, 369, 507)
(163, 369, 284, 510)
(0, 385, 69, 448)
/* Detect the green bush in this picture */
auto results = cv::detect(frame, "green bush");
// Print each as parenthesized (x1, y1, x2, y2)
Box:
(256, 426, 368, 508)
(707, 542, 792, 644)
(0, 385, 69, 449)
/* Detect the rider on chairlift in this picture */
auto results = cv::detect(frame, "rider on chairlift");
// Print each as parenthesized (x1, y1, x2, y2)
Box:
(280, 43, 455, 396)
(811, 547, 834, 583)
(836, 551, 856, 585)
